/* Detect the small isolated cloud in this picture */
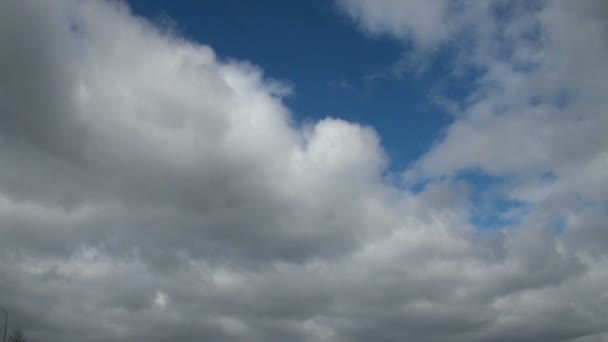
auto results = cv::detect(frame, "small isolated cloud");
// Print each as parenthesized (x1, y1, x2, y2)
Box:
(0, 1, 607, 341)
(153, 291, 168, 309)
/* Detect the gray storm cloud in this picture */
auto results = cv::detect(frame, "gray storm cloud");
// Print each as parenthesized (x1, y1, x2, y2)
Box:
(1, 0, 607, 341)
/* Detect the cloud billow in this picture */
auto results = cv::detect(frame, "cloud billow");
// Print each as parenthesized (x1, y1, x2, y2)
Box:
(0, 0, 607, 341)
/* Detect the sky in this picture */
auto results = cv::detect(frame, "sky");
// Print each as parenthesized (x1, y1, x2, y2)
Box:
(0, 1, 607, 341)
(128, 0, 456, 170)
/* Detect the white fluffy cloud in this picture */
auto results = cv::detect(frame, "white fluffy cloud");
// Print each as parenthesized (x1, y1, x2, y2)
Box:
(0, 0, 607, 341)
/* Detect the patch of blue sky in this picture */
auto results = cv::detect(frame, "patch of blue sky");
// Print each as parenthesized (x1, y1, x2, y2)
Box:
(456, 169, 526, 229)
(470, 196, 526, 229)
(553, 217, 567, 236)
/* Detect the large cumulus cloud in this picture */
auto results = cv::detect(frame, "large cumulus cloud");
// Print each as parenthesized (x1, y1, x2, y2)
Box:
(0, 0, 607, 341)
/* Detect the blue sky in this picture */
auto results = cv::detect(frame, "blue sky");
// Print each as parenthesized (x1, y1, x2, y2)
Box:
(129, 0, 454, 171)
